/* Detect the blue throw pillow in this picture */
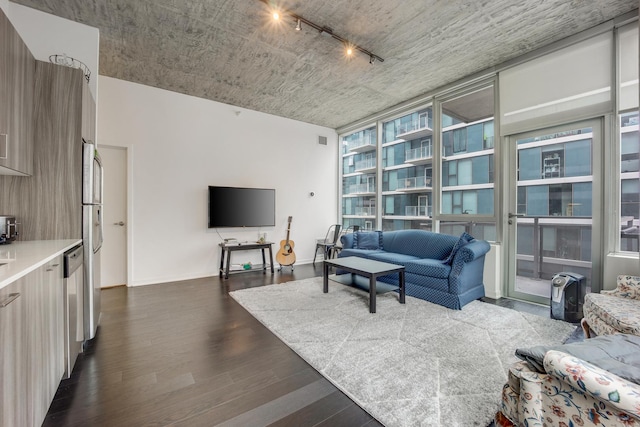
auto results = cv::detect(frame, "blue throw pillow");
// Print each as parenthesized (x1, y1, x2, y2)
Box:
(442, 232, 474, 264)
(353, 231, 383, 250)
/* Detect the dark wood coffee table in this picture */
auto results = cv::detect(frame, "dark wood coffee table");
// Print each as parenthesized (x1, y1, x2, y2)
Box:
(323, 256, 405, 313)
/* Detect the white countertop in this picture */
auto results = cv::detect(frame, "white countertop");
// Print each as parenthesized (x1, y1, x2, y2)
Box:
(0, 240, 83, 290)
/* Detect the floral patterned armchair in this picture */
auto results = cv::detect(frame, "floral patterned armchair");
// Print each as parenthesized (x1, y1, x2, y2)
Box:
(496, 350, 640, 426)
(582, 275, 640, 338)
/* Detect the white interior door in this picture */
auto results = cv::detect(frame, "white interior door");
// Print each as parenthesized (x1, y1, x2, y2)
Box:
(100, 145, 127, 288)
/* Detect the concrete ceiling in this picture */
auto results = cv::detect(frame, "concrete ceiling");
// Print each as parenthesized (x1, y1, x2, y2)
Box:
(11, 0, 637, 129)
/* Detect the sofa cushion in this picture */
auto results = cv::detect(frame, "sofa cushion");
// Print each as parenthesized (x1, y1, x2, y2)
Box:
(367, 251, 419, 265)
(404, 258, 451, 279)
(442, 232, 474, 265)
(382, 230, 457, 260)
(606, 275, 640, 300)
(584, 292, 640, 336)
(584, 308, 625, 337)
(353, 231, 383, 250)
(338, 248, 385, 260)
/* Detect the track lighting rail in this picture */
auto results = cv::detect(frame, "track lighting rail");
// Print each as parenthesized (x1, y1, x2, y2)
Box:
(257, 0, 384, 63)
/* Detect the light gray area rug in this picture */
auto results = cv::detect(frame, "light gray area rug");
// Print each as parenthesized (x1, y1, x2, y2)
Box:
(229, 277, 576, 427)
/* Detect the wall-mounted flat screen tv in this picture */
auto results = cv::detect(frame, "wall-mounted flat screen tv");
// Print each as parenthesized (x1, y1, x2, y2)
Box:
(208, 186, 276, 228)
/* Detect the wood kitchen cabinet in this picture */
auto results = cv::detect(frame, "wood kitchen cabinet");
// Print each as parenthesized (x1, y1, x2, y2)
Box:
(82, 79, 96, 143)
(0, 8, 36, 176)
(0, 277, 28, 427)
(0, 256, 65, 427)
(0, 61, 89, 241)
(27, 256, 64, 426)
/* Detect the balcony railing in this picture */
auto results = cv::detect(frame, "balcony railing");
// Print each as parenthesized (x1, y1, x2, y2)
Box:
(345, 134, 375, 151)
(405, 145, 432, 162)
(397, 176, 432, 190)
(355, 206, 376, 216)
(397, 113, 431, 135)
(405, 205, 431, 216)
(355, 158, 376, 171)
(346, 183, 376, 194)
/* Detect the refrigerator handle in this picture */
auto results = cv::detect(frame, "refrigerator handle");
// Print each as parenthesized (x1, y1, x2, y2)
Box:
(98, 156, 104, 251)
(96, 206, 104, 253)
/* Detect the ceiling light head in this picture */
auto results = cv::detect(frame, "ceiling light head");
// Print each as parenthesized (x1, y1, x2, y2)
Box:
(369, 55, 375, 65)
(272, 11, 280, 20)
(346, 46, 354, 56)
(295, 19, 301, 31)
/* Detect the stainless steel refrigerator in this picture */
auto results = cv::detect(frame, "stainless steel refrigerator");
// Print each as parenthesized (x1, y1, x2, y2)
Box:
(82, 139, 103, 340)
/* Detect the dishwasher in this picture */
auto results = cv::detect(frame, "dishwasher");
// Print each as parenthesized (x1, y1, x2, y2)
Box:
(63, 244, 84, 379)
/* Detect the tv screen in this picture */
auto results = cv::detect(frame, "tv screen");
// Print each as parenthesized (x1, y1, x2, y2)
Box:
(208, 186, 276, 228)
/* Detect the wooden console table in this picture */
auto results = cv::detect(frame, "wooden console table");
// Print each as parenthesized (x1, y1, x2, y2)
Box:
(219, 242, 274, 279)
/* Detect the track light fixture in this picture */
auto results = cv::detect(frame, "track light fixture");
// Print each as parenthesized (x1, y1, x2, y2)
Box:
(259, 0, 384, 63)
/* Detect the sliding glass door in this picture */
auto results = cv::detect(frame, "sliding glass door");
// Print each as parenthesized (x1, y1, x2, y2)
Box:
(505, 119, 602, 304)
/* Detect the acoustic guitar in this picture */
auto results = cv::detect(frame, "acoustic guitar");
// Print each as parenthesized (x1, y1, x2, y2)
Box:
(276, 216, 296, 266)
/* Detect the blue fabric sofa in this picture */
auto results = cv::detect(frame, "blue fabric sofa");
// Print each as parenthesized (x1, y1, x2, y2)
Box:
(338, 229, 491, 309)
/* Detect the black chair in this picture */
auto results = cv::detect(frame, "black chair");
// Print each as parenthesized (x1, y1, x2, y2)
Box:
(330, 225, 359, 258)
(313, 224, 342, 264)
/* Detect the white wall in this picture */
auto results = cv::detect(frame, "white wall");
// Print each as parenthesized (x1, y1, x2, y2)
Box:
(3, 2, 99, 100)
(603, 253, 640, 291)
(98, 76, 338, 286)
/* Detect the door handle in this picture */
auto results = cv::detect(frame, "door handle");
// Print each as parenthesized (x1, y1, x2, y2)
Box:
(0, 134, 7, 160)
(508, 212, 524, 225)
(46, 263, 60, 272)
(114, 221, 125, 226)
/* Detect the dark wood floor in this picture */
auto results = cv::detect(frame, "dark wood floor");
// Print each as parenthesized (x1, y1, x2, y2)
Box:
(44, 264, 575, 426)
(44, 264, 383, 427)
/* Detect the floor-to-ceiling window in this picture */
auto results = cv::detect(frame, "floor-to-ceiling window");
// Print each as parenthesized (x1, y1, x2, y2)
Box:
(337, 14, 638, 302)
(341, 126, 377, 231)
(439, 85, 497, 241)
(620, 112, 639, 252)
(617, 22, 639, 253)
(381, 106, 434, 231)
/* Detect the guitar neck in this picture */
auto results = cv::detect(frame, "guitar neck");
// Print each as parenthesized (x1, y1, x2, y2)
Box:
(284, 216, 292, 243)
